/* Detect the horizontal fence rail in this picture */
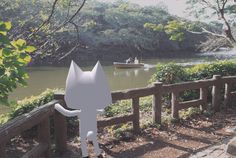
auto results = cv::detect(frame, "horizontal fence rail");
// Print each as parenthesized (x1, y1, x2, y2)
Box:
(1, 75, 236, 157)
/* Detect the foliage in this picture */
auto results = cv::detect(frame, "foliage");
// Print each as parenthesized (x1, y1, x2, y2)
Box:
(0, 89, 56, 124)
(150, 60, 236, 84)
(149, 63, 188, 84)
(150, 60, 236, 103)
(0, 21, 36, 105)
(186, 0, 236, 43)
(104, 96, 152, 118)
(144, 19, 212, 42)
(187, 60, 236, 80)
(145, 0, 236, 49)
(0, 0, 206, 65)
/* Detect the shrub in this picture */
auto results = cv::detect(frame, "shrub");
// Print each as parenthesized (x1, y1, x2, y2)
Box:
(150, 60, 236, 105)
(187, 60, 236, 80)
(151, 60, 236, 84)
(0, 89, 58, 124)
(149, 63, 188, 84)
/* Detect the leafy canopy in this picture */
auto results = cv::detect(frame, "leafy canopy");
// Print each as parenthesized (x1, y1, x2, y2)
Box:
(0, 21, 36, 105)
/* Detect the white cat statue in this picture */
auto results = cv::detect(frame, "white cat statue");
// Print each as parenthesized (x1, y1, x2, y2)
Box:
(54, 61, 112, 158)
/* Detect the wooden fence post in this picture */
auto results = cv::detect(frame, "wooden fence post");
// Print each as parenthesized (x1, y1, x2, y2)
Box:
(212, 75, 221, 112)
(132, 97, 140, 134)
(0, 143, 6, 158)
(171, 91, 179, 119)
(152, 82, 163, 124)
(224, 83, 232, 107)
(38, 118, 51, 158)
(200, 87, 208, 110)
(54, 94, 67, 153)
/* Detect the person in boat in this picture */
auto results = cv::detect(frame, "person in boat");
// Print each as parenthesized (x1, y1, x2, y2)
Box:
(126, 57, 133, 63)
(134, 57, 139, 64)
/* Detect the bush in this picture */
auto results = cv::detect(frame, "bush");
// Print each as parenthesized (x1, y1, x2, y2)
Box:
(150, 60, 236, 104)
(151, 60, 236, 83)
(149, 63, 188, 84)
(187, 60, 236, 80)
(0, 89, 58, 124)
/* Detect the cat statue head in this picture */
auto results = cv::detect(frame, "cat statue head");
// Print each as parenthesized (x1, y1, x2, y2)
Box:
(64, 61, 112, 111)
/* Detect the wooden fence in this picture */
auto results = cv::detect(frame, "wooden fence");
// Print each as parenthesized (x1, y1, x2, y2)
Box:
(1, 75, 236, 157)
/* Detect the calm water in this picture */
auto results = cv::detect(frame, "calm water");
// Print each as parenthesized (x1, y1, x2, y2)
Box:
(8, 50, 236, 101)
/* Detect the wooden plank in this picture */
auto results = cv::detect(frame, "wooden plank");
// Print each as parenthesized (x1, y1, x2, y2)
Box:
(162, 79, 215, 94)
(54, 87, 156, 101)
(230, 91, 236, 98)
(132, 97, 140, 134)
(98, 114, 134, 128)
(178, 99, 203, 110)
(0, 100, 58, 144)
(38, 118, 51, 158)
(212, 75, 222, 112)
(54, 101, 67, 154)
(0, 143, 6, 158)
(21, 143, 48, 158)
(200, 87, 208, 110)
(224, 83, 232, 107)
(152, 82, 162, 124)
(171, 91, 179, 119)
(222, 76, 236, 84)
(111, 86, 155, 100)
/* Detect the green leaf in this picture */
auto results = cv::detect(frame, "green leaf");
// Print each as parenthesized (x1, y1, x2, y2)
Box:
(18, 54, 31, 63)
(4, 22, 12, 30)
(16, 39, 26, 47)
(24, 55, 31, 63)
(25, 46, 36, 53)
(0, 31, 7, 36)
(0, 35, 10, 44)
(2, 48, 11, 56)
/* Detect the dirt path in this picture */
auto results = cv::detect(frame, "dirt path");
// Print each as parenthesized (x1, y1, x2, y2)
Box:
(55, 107, 236, 158)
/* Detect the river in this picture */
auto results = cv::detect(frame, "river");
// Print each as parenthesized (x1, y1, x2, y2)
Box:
(8, 50, 236, 102)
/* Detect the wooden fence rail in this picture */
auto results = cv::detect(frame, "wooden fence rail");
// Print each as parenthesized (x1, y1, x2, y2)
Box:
(1, 75, 236, 157)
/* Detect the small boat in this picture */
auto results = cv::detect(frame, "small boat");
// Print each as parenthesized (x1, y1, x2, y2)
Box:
(113, 62, 144, 69)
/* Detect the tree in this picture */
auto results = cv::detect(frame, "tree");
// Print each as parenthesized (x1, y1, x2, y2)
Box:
(186, 0, 236, 43)
(0, 0, 87, 61)
(0, 21, 36, 104)
(145, 0, 236, 51)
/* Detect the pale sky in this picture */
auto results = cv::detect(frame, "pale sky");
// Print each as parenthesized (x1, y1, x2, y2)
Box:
(98, 0, 188, 17)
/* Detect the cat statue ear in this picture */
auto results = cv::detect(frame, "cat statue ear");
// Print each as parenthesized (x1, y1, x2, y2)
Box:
(64, 60, 112, 110)
(64, 60, 83, 109)
(92, 61, 112, 109)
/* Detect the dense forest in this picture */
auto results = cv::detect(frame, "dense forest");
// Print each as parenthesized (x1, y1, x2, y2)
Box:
(0, 0, 226, 66)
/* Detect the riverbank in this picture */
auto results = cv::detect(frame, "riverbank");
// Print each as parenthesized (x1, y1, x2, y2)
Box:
(7, 50, 236, 102)
(30, 50, 199, 67)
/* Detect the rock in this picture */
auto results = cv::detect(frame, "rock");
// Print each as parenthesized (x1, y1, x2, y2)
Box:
(226, 137, 236, 156)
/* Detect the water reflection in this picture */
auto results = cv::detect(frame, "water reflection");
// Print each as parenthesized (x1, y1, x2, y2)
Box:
(8, 50, 236, 101)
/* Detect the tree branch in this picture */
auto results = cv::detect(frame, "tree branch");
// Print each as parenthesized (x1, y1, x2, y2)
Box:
(31, 0, 59, 35)
(58, 43, 79, 61)
(51, 0, 86, 34)
(186, 27, 233, 44)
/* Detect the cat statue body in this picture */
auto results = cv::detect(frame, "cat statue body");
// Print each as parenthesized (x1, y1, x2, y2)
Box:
(55, 61, 112, 158)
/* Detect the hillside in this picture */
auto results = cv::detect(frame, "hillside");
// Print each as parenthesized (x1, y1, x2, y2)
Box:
(1, 0, 207, 66)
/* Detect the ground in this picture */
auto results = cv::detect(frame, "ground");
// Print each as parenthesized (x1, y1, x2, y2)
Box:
(53, 107, 236, 158)
(5, 107, 236, 158)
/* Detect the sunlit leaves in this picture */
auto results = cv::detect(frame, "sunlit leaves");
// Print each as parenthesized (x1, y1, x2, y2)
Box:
(144, 23, 164, 31)
(0, 21, 11, 35)
(25, 46, 36, 53)
(0, 21, 36, 105)
(144, 20, 190, 42)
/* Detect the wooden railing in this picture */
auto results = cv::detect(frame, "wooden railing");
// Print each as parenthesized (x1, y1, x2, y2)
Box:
(1, 75, 236, 157)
